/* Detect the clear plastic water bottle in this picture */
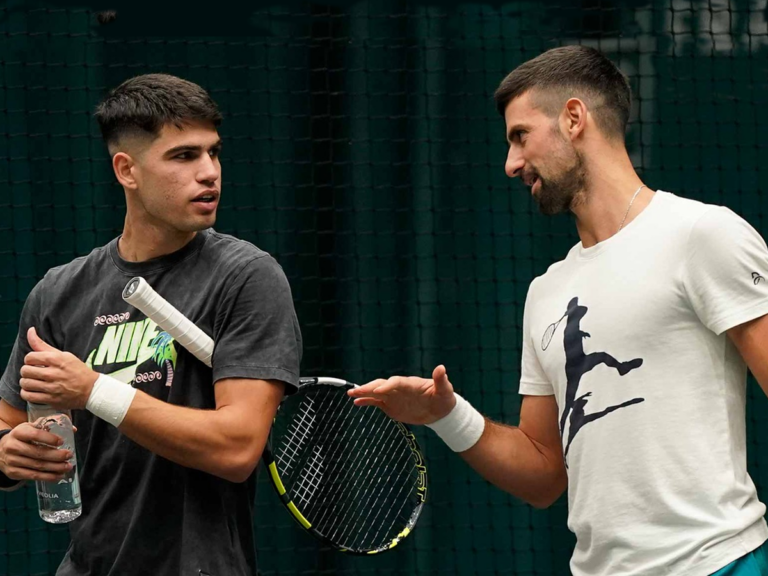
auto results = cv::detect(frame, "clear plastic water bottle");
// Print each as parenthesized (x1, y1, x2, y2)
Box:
(26, 403, 82, 523)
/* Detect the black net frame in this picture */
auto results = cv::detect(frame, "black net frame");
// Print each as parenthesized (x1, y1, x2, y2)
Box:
(1, 1, 768, 575)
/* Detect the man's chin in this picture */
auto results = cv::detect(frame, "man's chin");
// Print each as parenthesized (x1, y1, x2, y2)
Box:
(180, 217, 216, 233)
(534, 190, 571, 216)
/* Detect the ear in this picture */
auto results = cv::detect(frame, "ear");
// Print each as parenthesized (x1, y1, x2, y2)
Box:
(561, 97, 588, 141)
(112, 152, 139, 190)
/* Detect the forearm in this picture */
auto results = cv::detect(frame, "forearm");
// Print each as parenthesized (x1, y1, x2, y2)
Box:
(117, 384, 277, 483)
(459, 420, 567, 508)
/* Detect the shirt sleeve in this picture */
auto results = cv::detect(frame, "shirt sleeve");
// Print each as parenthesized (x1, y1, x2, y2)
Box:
(211, 255, 302, 393)
(519, 280, 554, 396)
(683, 206, 768, 335)
(0, 277, 54, 411)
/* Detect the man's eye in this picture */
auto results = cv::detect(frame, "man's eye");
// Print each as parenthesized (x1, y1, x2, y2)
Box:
(176, 152, 191, 160)
(209, 148, 221, 158)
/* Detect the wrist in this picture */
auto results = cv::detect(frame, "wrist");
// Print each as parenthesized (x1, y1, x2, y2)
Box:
(429, 395, 457, 424)
(425, 393, 485, 452)
(86, 375, 137, 427)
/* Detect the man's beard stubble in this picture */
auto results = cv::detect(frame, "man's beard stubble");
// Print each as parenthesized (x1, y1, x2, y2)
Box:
(533, 146, 587, 216)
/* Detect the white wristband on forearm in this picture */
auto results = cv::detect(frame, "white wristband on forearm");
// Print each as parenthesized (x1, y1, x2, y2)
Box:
(86, 374, 137, 427)
(425, 393, 485, 452)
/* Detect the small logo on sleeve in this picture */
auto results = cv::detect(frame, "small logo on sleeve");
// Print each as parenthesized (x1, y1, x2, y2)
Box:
(752, 272, 764, 285)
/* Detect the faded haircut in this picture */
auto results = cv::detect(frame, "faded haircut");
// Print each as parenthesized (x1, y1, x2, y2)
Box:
(94, 73, 222, 153)
(494, 45, 631, 140)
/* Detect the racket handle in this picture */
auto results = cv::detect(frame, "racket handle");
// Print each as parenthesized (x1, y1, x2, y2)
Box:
(122, 277, 214, 368)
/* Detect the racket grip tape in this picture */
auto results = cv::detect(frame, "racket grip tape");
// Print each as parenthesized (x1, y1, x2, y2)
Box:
(122, 277, 214, 368)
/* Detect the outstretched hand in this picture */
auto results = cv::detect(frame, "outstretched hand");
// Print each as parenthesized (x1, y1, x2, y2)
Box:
(19, 327, 98, 410)
(347, 365, 457, 425)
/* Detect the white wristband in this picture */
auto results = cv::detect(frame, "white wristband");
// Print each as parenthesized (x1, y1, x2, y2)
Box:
(425, 393, 485, 452)
(86, 375, 137, 427)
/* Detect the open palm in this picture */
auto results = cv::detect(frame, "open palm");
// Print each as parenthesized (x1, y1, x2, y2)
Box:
(347, 365, 457, 425)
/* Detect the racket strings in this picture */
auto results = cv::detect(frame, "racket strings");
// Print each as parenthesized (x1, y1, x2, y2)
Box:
(324, 412, 407, 545)
(335, 433, 415, 548)
(541, 312, 567, 351)
(305, 395, 391, 530)
(292, 445, 324, 507)
(276, 395, 317, 475)
(272, 386, 421, 552)
(318, 409, 417, 549)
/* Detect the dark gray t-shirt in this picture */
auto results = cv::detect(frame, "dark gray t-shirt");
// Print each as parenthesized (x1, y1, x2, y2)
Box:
(0, 229, 302, 576)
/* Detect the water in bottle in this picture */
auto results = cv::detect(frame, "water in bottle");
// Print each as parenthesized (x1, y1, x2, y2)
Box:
(27, 404, 82, 523)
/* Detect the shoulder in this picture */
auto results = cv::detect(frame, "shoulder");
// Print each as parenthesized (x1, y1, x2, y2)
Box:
(652, 190, 734, 235)
(202, 230, 270, 262)
(201, 230, 289, 287)
(686, 205, 766, 260)
(530, 248, 574, 293)
(35, 244, 111, 291)
(658, 192, 765, 250)
(652, 193, 767, 277)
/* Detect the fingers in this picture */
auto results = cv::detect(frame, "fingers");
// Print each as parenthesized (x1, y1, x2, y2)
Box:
(24, 351, 58, 368)
(6, 454, 72, 474)
(352, 398, 387, 409)
(19, 373, 57, 404)
(368, 378, 403, 395)
(20, 365, 52, 381)
(0, 425, 73, 482)
(3, 465, 70, 483)
(13, 422, 66, 449)
(27, 327, 59, 353)
(19, 376, 52, 393)
(432, 365, 452, 391)
(347, 379, 388, 397)
(348, 373, 436, 397)
(20, 389, 56, 406)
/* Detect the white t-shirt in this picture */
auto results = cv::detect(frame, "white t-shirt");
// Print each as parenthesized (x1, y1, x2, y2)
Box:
(519, 191, 768, 576)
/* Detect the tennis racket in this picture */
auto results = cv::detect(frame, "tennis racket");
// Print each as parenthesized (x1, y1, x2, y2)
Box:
(121, 277, 427, 555)
(541, 312, 567, 351)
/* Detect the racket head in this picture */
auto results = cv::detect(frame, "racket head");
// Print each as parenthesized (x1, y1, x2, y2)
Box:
(541, 323, 557, 350)
(263, 377, 427, 554)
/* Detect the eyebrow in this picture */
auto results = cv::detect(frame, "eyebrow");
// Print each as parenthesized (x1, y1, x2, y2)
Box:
(506, 124, 531, 144)
(163, 139, 223, 157)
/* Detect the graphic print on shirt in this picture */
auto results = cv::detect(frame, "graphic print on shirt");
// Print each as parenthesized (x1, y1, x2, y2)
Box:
(85, 317, 178, 389)
(552, 297, 645, 465)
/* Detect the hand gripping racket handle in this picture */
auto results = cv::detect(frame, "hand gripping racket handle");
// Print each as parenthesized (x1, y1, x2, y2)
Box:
(122, 277, 214, 368)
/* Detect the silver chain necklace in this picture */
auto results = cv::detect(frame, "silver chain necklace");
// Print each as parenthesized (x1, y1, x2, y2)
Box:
(618, 185, 646, 233)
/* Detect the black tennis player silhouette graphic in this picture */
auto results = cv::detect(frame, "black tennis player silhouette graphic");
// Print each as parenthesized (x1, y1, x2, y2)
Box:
(550, 297, 645, 463)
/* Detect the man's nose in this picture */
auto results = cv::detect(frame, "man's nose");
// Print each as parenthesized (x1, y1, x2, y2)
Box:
(197, 154, 220, 183)
(505, 147, 524, 179)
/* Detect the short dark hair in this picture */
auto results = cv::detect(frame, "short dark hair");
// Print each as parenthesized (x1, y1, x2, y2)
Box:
(94, 73, 223, 150)
(493, 45, 631, 140)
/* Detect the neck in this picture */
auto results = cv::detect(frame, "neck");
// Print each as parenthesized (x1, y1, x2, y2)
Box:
(118, 212, 197, 262)
(571, 145, 653, 248)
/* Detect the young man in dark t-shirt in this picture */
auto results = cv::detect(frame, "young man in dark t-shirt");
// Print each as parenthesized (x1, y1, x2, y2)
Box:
(0, 74, 302, 576)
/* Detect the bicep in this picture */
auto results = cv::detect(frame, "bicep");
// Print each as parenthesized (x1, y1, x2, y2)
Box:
(728, 314, 768, 396)
(0, 400, 27, 429)
(214, 377, 286, 433)
(518, 394, 564, 462)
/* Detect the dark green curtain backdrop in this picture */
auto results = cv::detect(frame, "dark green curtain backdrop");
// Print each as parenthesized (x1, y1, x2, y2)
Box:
(2, 1, 768, 574)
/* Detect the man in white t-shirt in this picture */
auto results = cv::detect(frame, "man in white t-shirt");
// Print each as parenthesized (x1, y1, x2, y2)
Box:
(348, 45, 768, 575)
